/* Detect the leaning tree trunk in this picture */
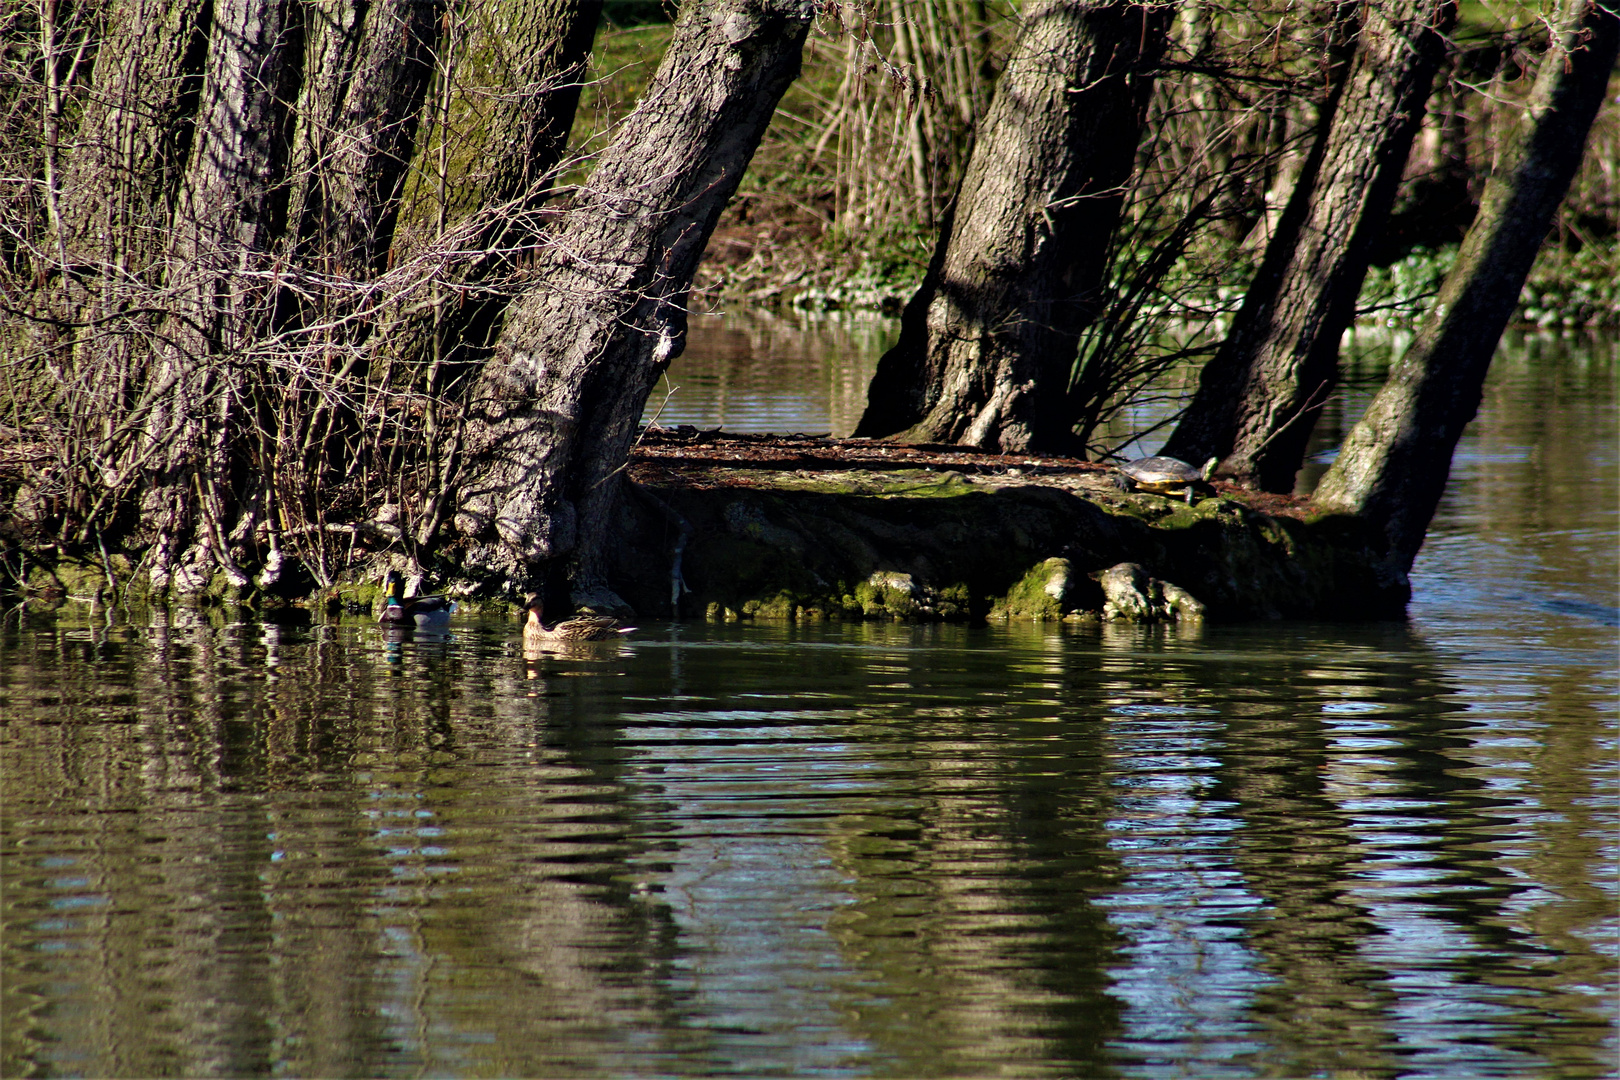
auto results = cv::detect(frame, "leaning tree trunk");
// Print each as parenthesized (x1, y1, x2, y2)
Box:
(139, 0, 299, 593)
(416, 0, 603, 377)
(1160, 0, 1454, 492)
(854, 0, 1171, 453)
(1313, 0, 1618, 575)
(377, 0, 602, 552)
(454, 0, 814, 610)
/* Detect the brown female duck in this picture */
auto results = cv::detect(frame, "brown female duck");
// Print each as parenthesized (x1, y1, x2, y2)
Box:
(522, 594, 635, 644)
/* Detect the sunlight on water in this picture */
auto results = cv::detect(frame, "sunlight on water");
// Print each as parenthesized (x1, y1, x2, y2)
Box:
(643, 309, 892, 436)
(4, 330, 1615, 1079)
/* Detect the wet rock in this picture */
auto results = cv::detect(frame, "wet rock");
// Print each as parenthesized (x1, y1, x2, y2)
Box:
(857, 569, 919, 618)
(993, 557, 1105, 620)
(1098, 562, 1206, 623)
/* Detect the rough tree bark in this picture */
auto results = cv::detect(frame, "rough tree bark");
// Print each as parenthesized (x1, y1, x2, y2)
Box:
(417, 0, 603, 378)
(267, 0, 447, 582)
(1160, 0, 1455, 491)
(1313, 0, 1618, 573)
(471, 0, 603, 213)
(139, 0, 300, 592)
(369, 1, 601, 554)
(854, 0, 1171, 453)
(454, 0, 814, 609)
(287, 0, 445, 282)
(55, 0, 209, 318)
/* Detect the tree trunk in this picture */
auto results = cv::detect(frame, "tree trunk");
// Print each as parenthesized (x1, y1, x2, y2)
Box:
(287, 0, 444, 281)
(1160, 0, 1454, 491)
(419, 0, 603, 374)
(455, 0, 814, 608)
(265, 0, 447, 581)
(854, 0, 1171, 454)
(56, 0, 210, 289)
(1313, 0, 1618, 573)
(139, 0, 300, 592)
(6, 0, 606, 592)
(378, 0, 600, 552)
(51, 0, 209, 373)
(472, 0, 602, 213)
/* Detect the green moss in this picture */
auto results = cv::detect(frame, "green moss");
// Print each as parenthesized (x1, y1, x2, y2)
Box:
(878, 472, 979, 498)
(203, 571, 246, 603)
(849, 570, 921, 618)
(743, 592, 799, 619)
(25, 563, 63, 598)
(50, 561, 105, 599)
(995, 563, 1065, 620)
(1155, 504, 1203, 530)
(936, 582, 971, 620)
(989, 557, 1093, 621)
(757, 470, 868, 495)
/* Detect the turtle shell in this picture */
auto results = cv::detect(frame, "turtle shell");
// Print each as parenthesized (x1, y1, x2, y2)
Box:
(1117, 455, 1202, 485)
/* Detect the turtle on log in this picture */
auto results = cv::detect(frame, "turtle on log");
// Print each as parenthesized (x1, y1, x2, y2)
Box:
(1112, 455, 1218, 504)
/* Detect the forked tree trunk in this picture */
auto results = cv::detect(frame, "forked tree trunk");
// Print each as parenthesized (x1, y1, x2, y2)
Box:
(1313, 0, 1618, 574)
(287, 0, 445, 282)
(366, 1, 601, 554)
(1161, 0, 1454, 491)
(455, 0, 814, 609)
(854, 0, 1171, 453)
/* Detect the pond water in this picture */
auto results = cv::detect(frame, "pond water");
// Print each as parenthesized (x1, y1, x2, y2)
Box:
(3, 319, 1616, 1078)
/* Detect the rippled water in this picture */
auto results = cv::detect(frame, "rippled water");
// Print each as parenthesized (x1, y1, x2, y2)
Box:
(3, 328, 1615, 1078)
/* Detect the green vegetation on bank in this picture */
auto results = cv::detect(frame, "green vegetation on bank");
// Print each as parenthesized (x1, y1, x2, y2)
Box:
(1357, 242, 1619, 330)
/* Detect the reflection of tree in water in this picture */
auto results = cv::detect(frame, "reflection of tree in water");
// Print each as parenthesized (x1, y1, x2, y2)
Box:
(818, 625, 1128, 1075)
(5, 611, 1613, 1075)
(1095, 621, 1608, 1076)
(1, 618, 676, 1076)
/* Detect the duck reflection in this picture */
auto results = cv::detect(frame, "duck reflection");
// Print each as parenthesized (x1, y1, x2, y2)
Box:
(522, 636, 632, 664)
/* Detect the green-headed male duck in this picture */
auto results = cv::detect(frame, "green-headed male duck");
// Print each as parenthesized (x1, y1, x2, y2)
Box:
(378, 569, 455, 628)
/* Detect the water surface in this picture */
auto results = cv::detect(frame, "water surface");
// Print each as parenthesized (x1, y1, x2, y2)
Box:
(3, 327, 1615, 1078)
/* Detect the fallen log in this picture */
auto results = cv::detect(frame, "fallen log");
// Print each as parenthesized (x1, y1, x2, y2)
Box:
(8, 430, 1409, 624)
(605, 429, 1408, 622)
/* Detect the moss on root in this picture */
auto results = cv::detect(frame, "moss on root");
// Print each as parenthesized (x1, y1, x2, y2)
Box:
(3, 467, 1405, 625)
(610, 474, 1405, 623)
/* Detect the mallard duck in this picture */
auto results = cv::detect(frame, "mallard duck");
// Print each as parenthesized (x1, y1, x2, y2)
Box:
(522, 594, 635, 644)
(377, 569, 455, 628)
